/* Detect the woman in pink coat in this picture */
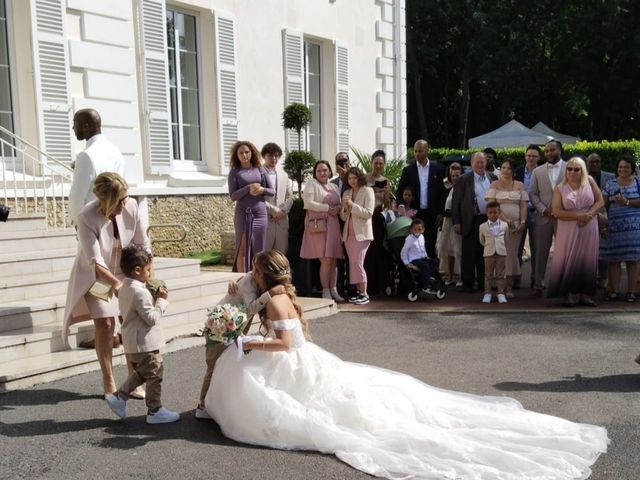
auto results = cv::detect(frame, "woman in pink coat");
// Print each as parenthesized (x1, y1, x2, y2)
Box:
(64, 172, 151, 396)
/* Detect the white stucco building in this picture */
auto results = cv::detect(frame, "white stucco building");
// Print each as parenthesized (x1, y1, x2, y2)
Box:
(0, 0, 406, 252)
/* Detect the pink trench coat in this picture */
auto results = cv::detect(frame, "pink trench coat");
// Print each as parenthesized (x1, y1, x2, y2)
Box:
(62, 198, 151, 346)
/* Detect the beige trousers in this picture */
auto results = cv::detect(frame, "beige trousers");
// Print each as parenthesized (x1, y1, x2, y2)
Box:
(119, 351, 163, 413)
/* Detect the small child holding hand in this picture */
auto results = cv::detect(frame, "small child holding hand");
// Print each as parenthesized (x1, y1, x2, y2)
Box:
(105, 245, 179, 424)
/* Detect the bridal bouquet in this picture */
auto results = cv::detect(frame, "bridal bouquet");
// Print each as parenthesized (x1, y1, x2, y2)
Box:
(202, 304, 247, 347)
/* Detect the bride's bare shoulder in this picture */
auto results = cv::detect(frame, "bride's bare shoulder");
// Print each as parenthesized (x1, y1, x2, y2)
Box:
(266, 293, 296, 318)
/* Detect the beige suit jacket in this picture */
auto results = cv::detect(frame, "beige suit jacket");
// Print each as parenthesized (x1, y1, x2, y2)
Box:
(479, 220, 508, 256)
(340, 186, 375, 242)
(118, 278, 168, 354)
(529, 161, 566, 224)
(265, 168, 293, 229)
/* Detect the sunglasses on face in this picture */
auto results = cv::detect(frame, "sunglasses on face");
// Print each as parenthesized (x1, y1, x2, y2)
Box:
(118, 195, 130, 206)
(566, 167, 581, 172)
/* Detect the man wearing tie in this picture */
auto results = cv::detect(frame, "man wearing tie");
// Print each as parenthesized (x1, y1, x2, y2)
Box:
(395, 139, 446, 257)
(452, 152, 498, 292)
(528, 140, 567, 298)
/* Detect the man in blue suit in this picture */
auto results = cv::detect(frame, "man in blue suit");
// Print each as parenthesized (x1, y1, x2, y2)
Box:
(395, 139, 447, 258)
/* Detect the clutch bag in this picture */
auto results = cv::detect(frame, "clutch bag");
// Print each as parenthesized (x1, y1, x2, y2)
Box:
(88, 281, 113, 302)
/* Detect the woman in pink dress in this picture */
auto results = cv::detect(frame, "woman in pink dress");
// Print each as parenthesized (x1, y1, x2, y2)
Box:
(547, 157, 604, 306)
(300, 161, 343, 300)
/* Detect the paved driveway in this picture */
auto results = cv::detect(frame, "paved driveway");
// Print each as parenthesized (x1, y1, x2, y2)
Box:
(1, 311, 638, 479)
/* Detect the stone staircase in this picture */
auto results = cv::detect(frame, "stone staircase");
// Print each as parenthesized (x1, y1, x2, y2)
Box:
(0, 214, 337, 392)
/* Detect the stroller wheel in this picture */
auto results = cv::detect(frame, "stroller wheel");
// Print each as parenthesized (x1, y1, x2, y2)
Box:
(436, 289, 446, 300)
(408, 291, 418, 302)
(385, 285, 393, 296)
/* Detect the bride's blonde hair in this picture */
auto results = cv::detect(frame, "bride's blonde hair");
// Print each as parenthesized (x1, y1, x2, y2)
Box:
(252, 250, 310, 339)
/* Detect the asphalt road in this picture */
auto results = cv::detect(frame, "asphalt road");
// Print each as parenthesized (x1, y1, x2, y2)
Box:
(1, 311, 639, 480)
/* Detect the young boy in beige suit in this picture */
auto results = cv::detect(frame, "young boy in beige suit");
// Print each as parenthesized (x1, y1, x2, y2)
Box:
(479, 201, 509, 304)
(105, 246, 179, 424)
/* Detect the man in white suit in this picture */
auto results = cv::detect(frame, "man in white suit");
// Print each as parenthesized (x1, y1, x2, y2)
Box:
(68, 108, 125, 226)
(528, 139, 566, 298)
(262, 143, 293, 254)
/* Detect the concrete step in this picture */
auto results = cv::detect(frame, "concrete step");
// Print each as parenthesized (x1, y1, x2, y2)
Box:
(0, 247, 77, 277)
(0, 270, 240, 332)
(0, 228, 78, 253)
(0, 256, 204, 303)
(0, 213, 48, 232)
(0, 297, 337, 392)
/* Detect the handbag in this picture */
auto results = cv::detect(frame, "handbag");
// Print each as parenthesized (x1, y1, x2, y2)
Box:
(307, 216, 327, 233)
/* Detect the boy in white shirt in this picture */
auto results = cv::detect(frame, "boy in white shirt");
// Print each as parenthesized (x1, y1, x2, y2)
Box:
(479, 201, 509, 304)
(400, 219, 436, 293)
(105, 246, 179, 424)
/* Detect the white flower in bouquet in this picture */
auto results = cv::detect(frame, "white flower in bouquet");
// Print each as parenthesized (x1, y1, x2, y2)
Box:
(202, 304, 247, 347)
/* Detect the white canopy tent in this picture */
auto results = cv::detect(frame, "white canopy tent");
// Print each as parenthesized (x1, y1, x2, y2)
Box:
(531, 122, 580, 144)
(468, 120, 551, 148)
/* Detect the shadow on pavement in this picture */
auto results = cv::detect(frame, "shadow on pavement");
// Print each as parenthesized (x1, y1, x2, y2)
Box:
(494, 373, 640, 393)
(0, 388, 103, 410)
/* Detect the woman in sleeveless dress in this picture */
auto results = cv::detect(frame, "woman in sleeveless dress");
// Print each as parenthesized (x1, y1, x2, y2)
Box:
(547, 157, 604, 306)
(206, 251, 608, 480)
(486, 158, 528, 298)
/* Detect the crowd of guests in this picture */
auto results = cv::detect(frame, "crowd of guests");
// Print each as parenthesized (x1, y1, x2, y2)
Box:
(229, 138, 640, 308)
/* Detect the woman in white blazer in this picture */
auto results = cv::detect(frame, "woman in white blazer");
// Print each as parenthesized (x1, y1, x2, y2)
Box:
(340, 167, 375, 304)
(63, 172, 151, 396)
(300, 161, 344, 301)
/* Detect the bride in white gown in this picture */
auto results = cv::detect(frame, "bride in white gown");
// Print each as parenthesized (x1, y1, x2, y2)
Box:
(205, 251, 608, 480)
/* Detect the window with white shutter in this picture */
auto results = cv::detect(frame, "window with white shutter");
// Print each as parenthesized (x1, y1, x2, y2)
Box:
(335, 42, 349, 153)
(139, 0, 172, 174)
(166, 8, 202, 166)
(214, 10, 238, 174)
(30, 0, 72, 164)
(282, 29, 304, 152)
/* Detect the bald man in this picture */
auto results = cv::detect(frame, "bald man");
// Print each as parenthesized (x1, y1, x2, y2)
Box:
(395, 139, 447, 257)
(68, 108, 125, 225)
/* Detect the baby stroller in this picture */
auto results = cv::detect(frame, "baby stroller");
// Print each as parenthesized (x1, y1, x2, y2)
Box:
(384, 216, 446, 302)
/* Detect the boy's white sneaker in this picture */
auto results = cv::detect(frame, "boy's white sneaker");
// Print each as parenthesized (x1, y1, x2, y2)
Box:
(147, 406, 180, 424)
(105, 393, 126, 419)
(195, 406, 212, 420)
(482, 293, 492, 304)
(497, 293, 508, 304)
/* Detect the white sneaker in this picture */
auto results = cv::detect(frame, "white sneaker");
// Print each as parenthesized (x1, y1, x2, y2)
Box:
(147, 406, 180, 424)
(482, 293, 492, 304)
(497, 293, 508, 304)
(105, 393, 126, 419)
(195, 406, 212, 420)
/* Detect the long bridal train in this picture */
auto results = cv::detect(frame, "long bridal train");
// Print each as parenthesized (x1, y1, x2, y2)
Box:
(206, 319, 607, 480)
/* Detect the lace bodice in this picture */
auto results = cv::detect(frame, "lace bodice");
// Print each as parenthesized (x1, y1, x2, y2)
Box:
(268, 318, 306, 349)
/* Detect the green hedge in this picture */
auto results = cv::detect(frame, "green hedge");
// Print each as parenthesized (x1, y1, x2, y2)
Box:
(409, 140, 640, 172)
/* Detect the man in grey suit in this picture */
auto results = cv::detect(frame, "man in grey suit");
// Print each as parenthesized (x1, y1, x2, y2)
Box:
(452, 152, 498, 292)
(528, 140, 566, 298)
(587, 153, 614, 288)
(263, 143, 294, 255)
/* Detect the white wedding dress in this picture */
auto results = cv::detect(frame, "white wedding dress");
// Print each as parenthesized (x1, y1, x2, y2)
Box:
(205, 319, 608, 480)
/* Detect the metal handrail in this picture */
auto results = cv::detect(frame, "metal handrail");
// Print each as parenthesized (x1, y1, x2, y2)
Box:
(146, 224, 188, 243)
(0, 126, 73, 229)
(0, 125, 73, 175)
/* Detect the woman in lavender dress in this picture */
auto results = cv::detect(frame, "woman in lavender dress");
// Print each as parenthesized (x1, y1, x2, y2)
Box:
(228, 141, 275, 272)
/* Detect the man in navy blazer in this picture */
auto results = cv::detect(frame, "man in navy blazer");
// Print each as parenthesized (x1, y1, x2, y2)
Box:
(395, 140, 447, 257)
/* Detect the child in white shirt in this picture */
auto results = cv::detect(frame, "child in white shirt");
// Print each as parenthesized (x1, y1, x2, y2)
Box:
(400, 219, 436, 292)
(478, 201, 509, 304)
